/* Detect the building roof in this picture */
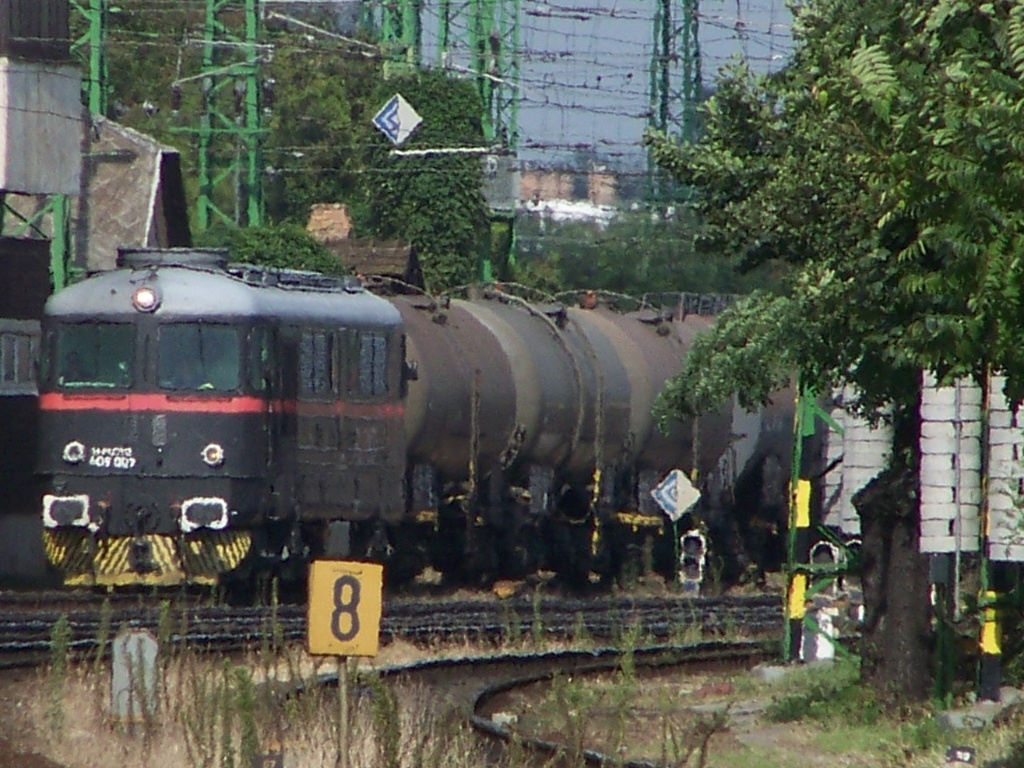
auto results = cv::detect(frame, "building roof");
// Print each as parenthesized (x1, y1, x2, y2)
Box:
(79, 117, 191, 271)
(333, 239, 422, 288)
(305, 202, 422, 289)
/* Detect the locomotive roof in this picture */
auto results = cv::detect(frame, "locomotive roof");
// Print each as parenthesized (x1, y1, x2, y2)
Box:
(45, 251, 401, 328)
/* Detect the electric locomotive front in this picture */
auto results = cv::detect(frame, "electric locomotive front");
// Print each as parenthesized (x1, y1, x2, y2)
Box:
(37, 249, 275, 586)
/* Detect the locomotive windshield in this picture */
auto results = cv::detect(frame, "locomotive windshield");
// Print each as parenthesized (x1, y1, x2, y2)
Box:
(54, 323, 133, 389)
(158, 324, 240, 392)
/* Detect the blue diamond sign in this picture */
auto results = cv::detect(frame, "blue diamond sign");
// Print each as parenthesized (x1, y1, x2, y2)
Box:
(651, 469, 701, 522)
(372, 93, 422, 146)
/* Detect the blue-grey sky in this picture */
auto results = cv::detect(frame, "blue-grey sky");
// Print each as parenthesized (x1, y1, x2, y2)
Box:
(420, 1, 794, 168)
(311, 1, 793, 168)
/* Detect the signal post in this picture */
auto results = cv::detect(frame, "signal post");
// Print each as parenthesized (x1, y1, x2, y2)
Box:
(308, 560, 385, 768)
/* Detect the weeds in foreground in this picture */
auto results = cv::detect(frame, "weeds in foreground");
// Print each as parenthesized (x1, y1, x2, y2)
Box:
(669, 602, 705, 645)
(661, 707, 730, 768)
(501, 601, 523, 647)
(531, 589, 545, 646)
(765, 658, 881, 725)
(367, 671, 401, 768)
(571, 611, 592, 646)
(30, 604, 511, 768)
(47, 613, 71, 733)
(92, 599, 113, 674)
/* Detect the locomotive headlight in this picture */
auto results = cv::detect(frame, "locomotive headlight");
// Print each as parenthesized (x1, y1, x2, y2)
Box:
(43, 494, 91, 529)
(62, 441, 86, 464)
(132, 286, 160, 312)
(180, 497, 229, 533)
(201, 443, 225, 467)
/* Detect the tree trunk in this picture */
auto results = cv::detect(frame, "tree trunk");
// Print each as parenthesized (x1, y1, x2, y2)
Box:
(854, 410, 932, 705)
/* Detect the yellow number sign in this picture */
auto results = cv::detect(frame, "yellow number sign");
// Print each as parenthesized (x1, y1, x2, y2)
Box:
(307, 560, 383, 657)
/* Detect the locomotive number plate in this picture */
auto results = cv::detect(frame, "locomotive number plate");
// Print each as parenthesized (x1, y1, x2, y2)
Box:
(307, 560, 383, 657)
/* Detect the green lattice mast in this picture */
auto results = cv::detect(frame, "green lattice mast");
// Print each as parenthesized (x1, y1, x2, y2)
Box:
(648, 0, 701, 202)
(439, 0, 519, 149)
(439, 0, 520, 280)
(190, 0, 264, 231)
(362, 0, 422, 74)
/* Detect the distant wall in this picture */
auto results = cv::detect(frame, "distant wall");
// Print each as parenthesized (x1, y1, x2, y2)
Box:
(520, 168, 618, 206)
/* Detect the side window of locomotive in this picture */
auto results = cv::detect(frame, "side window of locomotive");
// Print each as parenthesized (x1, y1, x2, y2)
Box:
(55, 323, 133, 389)
(248, 326, 272, 391)
(358, 331, 388, 397)
(299, 331, 333, 395)
(158, 324, 240, 392)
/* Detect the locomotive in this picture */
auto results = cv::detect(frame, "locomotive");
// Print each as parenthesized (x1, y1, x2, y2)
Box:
(37, 247, 792, 590)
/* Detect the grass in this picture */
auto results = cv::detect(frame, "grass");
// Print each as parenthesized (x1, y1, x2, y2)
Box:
(0, 606, 516, 768)
(491, 653, 1024, 768)
(8, 608, 1024, 768)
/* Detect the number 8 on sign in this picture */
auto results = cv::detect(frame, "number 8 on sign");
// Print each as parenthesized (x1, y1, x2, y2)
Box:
(308, 561, 383, 657)
(332, 575, 360, 642)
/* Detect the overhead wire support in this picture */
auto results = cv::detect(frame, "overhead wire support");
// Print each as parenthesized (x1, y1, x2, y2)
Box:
(647, 0, 701, 205)
(437, 1, 521, 281)
(440, 0, 520, 150)
(362, 0, 422, 75)
(71, 0, 109, 116)
(187, 0, 266, 232)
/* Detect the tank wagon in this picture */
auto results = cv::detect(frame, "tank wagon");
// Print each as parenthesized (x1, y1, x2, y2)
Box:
(36, 248, 791, 590)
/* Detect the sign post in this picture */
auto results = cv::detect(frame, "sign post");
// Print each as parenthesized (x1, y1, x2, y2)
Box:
(308, 560, 384, 768)
(651, 469, 702, 588)
(372, 93, 422, 146)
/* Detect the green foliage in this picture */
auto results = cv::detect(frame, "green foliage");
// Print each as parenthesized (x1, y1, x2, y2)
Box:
(195, 223, 346, 275)
(515, 210, 773, 296)
(233, 667, 260, 768)
(531, 589, 545, 646)
(367, 672, 402, 768)
(355, 70, 490, 292)
(262, 29, 382, 225)
(93, 598, 113, 674)
(646, 0, 1024, 422)
(655, 292, 801, 419)
(765, 660, 882, 725)
(47, 613, 71, 732)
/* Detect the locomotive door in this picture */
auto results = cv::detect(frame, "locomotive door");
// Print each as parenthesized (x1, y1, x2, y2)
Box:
(296, 328, 340, 517)
(270, 329, 298, 517)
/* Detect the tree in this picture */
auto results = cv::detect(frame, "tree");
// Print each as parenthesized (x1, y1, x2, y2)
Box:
(353, 71, 491, 293)
(262, 28, 382, 225)
(647, 0, 1024, 703)
(195, 223, 346, 275)
(515, 209, 775, 296)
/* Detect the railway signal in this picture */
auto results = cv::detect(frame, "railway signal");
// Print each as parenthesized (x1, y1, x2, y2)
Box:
(650, 468, 700, 522)
(372, 93, 422, 146)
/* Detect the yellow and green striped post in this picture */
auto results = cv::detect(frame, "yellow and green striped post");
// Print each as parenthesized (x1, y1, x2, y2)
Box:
(785, 386, 817, 661)
(979, 588, 1001, 700)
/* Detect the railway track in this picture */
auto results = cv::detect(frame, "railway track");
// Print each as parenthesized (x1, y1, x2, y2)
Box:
(301, 638, 780, 768)
(468, 640, 778, 768)
(0, 593, 784, 668)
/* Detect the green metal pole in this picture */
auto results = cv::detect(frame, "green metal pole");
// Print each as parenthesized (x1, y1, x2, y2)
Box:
(439, 0, 452, 55)
(680, 0, 701, 144)
(380, 0, 420, 76)
(784, 386, 816, 661)
(88, 0, 108, 116)
(49, 196, 71, 291)
(244, 0, 263, 227)
(197, 1, 217, 232)
(646, 0, 702, 204)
